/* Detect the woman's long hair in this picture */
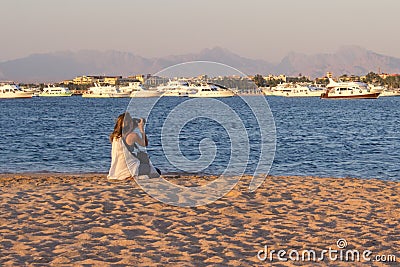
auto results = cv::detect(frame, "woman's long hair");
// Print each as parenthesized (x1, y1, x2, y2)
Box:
(109, 112, 135, 142)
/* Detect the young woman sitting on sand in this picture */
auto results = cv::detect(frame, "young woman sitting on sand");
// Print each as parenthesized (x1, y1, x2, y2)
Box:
(108, 112, 160, 181)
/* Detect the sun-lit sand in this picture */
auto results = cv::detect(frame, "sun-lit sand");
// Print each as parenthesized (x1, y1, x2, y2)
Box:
(0, 173, 399, 266)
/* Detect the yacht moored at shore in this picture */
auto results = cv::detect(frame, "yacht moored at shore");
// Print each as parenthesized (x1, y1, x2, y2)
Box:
(321, 79, 380, 99)
(189, 83, 235, 98)
(119, 82, 162, 98)
(380, 89, 400, 97)
(369, 84, 400, 97)
(268, 83, 326, 97)
(82, 83, 129, 98)
(0, 82, 33, 99)
(39, 85, 73, 97)
(107, 91, 132, 98)
(157, 80, 194, 97)
(22, 87, 40, 97)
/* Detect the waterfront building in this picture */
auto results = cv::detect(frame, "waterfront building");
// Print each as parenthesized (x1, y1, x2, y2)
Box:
(264, 74, 287, 82)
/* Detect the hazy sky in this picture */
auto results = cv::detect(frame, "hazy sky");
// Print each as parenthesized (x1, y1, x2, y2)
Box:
(1, 0, 399, 62)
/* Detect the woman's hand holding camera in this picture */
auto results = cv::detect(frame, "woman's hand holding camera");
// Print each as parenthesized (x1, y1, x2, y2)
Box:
(138, 118, 146, 133)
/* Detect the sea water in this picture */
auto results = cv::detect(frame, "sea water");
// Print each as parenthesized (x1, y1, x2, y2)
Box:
(0, 96, 399, 181)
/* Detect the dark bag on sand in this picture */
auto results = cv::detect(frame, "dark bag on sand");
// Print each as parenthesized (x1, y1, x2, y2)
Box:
(136, 151, 151, 175)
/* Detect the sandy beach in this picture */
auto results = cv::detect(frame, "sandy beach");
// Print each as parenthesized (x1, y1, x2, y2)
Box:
(0, 173, 399, 266)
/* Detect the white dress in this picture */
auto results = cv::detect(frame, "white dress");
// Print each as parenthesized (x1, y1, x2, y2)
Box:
(107, 138, 159, 180)
(107, 138, 139, 180)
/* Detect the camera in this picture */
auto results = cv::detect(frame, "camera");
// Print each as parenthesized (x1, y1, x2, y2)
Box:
(133, 118, 145, 124)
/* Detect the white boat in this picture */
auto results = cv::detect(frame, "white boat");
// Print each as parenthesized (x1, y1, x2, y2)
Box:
(0, 82, 32, 99)
(82, 83, 129, 98)
(108, 91, 131, 98)
(22, 87, 40, 97)
(158, 80, 194, 97)
(119, 82, 162, 98)
(321, 79, 380, 99)
(235, 88, 264, 96)
(39, 85, 73, 97)
(369, 84, 400, 97)
(270, 83, 325, 97)
(368, 84, 385, 93)
(189, 83, 235, 98)
(261, 87, 275, 96)
(380, 89, 400, 97)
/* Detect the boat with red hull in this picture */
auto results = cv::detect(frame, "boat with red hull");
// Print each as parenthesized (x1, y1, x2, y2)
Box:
(321, 79, 380, 99)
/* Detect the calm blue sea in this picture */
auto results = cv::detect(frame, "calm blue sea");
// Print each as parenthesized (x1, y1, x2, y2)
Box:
(0, 96, 399, 181)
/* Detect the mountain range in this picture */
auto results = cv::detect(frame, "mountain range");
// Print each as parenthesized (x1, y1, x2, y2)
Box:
(1, 46, 400, 82)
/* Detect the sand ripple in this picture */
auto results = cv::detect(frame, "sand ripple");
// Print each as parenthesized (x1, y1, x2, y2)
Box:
(0, 174, 399, 266)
